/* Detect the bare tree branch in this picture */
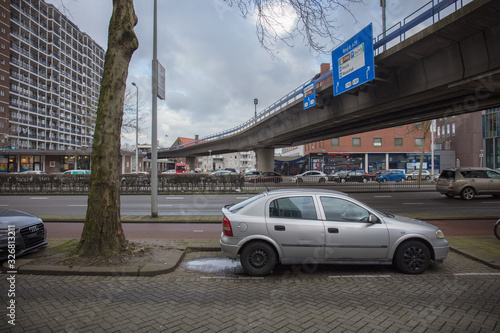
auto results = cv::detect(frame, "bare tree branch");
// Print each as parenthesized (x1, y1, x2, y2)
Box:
(225, 0, 364, 55)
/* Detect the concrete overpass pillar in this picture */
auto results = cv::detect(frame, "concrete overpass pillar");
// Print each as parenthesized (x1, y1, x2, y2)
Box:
(256, 148, 275, 172)
(186, 157, 196, 172)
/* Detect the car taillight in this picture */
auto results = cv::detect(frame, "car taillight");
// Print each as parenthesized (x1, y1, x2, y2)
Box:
(222, 215, 233, 236)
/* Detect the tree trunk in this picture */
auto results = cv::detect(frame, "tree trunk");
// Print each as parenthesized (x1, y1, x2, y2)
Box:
(77, 0, 138, 257)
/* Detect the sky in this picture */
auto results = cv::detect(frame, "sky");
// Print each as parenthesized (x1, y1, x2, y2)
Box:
(50, 0, 456, 149)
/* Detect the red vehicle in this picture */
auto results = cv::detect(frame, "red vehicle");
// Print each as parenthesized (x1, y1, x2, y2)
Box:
(175, 163, 190, 174)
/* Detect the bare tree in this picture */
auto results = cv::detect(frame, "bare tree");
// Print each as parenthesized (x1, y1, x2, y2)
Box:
(77, 0, 138, 257)
(121, 88, 147, 137)
(406, 121, 432, 185)
(225, 0, 364, 54)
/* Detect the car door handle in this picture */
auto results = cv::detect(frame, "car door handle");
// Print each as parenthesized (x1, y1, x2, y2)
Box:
(274, 225, 286, 231)
(328, 228, 339, 233)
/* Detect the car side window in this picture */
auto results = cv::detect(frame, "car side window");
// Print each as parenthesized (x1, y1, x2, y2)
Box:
(486, 171, 500, 179)
(269, 196, 317, 220)
(320, 197, 370, 223)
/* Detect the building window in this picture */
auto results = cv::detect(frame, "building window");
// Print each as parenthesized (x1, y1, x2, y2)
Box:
(437, 126, 441, 138)
(452, 123, 455, 136)
(331, 138, 339, 146)
(447, 124, 450, 137)
(415, 138, 424, 147)
(394, 138, 403, 147)
(373, 138, 382, 147)
(352, 137, 361, 147)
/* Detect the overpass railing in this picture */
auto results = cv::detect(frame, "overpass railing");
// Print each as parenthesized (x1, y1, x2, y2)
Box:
(163, 0, 472, 153)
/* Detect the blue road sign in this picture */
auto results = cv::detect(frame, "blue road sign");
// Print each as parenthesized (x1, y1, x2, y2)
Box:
(303, 81, 316, 109)
(332, 23, 375, 96)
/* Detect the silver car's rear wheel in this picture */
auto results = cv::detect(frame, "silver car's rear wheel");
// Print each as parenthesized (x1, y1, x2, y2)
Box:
(240, 241, 277, 276)
(460, 187, 475, 200)
(395, 241, 431, 274)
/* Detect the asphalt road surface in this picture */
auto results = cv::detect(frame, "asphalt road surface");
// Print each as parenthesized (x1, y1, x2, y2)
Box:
(1, 191, 499, 216)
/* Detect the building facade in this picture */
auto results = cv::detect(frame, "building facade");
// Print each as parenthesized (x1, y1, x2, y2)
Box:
(0, 0, 104, 172)
(301, 124, 438, 174)
(483, 108, 500, 169)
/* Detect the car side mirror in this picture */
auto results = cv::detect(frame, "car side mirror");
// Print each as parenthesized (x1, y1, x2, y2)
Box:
(368, 214, 380, 224)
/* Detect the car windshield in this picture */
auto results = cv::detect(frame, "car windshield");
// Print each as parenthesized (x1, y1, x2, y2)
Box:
(228, 193, 266, 213)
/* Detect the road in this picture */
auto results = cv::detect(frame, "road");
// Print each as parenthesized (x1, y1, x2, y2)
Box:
(1, 191, 499, 216)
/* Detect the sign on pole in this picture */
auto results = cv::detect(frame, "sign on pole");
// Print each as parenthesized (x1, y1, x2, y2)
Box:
(157, 60, 165, 100)
(332, 23, 375, 96)
(303, 81, 316, 109)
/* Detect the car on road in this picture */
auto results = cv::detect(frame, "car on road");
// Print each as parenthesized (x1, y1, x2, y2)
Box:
(62, 170, 91, 175)
(20, 170, 47, 175)
(244, 170, 262, 180)
(220, 189, 448, 276)
(328, 170, 350, 182)
(212, 170, 238, 176)
(248, 172, 283, 183)
(161, 169, 176, 175)
(332, 170, 371, 183)
(291, 171, 328, 183)
(436, 167, 500, 200)
(0, 209, 48, 261)
(377, 170, 406, 182)
(406, 170, 432, 180)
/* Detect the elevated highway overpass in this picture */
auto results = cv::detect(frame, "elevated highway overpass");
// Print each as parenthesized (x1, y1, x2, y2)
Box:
(157, 0, 500, 171)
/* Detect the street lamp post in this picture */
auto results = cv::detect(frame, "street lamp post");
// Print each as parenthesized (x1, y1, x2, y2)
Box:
(254, 98, 258, 123)
(131, 82, 139, 173)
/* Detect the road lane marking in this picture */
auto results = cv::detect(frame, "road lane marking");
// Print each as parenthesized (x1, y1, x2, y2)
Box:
(402, 202, 423, 205)
(159, 204, 173, 207)
(454, 273, 500, 276)
(193, 230, 204, 233)
(30, 197, 49, 200)
(67, 205, 87, 207)
(166, 197, 184, 200)
(0, 204, 9, 207)
(236, 197, 249, 200)
(329, 275, 392, 278)
(374, 195, 392, 198)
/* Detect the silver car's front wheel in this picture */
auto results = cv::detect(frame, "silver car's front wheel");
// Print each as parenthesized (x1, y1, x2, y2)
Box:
(395, 241, 431, 274)
(240, 241, 277, 276)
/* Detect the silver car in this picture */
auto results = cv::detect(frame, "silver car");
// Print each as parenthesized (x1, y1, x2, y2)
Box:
(436, 167, 500, 200)
(220, 189, 448, 276)
(291, 171, 328, 183)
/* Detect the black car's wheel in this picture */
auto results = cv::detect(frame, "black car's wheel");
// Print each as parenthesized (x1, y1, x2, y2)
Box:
(460, 187, 475, 200)
(445, 193, 455, 198)
(319, 178, 326, 183)
(394, 240, 431, 274)
(240, 241, 277, 276)
(298, 178, 303, 183)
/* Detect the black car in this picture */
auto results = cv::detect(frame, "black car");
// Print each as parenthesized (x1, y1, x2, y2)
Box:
(0, 209, 47, 261)
(333, 171, 371, 183)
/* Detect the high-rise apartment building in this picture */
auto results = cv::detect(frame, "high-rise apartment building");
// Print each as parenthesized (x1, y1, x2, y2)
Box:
(0, 0, 104, 172)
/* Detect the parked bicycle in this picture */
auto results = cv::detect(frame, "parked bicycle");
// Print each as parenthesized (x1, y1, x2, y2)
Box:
(495, 219, 500, 240)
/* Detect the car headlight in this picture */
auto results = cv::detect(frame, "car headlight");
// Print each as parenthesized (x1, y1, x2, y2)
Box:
(435, 229, 445, 239)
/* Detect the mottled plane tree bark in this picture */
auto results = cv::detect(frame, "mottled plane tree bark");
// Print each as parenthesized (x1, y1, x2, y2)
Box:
(77, 0, 138, 256)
